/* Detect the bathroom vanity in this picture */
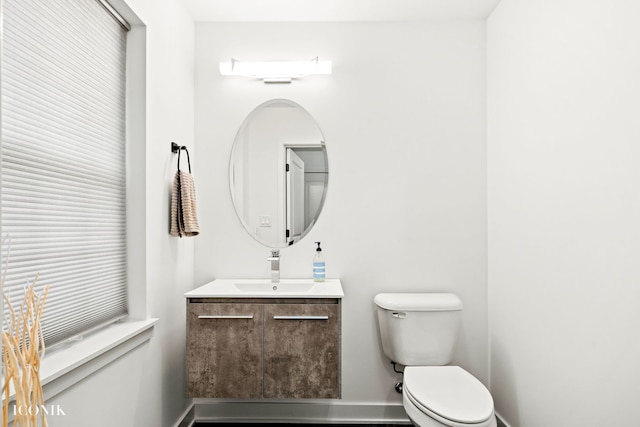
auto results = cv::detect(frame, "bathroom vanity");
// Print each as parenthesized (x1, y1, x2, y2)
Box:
(186, 98, 341, 400)
(185, 279, 343, 399)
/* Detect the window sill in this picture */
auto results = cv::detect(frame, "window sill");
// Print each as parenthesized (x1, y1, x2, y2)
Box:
(2, 318, 158, 416)
(2, 318, 157, 423)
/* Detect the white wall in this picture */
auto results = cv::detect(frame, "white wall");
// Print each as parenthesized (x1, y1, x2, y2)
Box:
(487, 1, 640, 425)
(194, 21, 488, 410)
(42, 0, 195, 425)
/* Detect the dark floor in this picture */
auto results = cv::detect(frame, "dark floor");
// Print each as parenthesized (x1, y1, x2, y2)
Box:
(195, 424, 409, 427)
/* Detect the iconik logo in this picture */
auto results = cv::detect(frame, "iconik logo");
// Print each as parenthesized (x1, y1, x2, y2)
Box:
(12, 404, 66, 416)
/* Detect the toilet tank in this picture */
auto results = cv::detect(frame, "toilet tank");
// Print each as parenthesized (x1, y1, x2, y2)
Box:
(374, 293, 463, 366)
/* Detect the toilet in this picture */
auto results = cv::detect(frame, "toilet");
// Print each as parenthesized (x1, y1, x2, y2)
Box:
(374, 293, 497, 427)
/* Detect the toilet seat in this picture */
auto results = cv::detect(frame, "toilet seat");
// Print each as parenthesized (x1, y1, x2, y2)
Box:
(403, 366, 494, 426)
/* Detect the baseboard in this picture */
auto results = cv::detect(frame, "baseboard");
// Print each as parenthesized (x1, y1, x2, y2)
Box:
(174, 400, 510, 426)
(174, 401, 510, 426)
(174, 402, 195, 427)
(495, 411, 511, 427)
(191, 400, 411, 424)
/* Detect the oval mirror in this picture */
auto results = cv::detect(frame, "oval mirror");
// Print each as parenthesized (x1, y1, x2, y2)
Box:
(229, 99, 328, 248)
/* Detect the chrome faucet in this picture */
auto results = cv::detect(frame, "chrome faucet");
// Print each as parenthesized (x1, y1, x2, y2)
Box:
(267, 250, 280, 283)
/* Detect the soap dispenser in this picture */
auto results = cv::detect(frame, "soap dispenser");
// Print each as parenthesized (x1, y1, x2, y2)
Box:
(313, 242, 325, 282)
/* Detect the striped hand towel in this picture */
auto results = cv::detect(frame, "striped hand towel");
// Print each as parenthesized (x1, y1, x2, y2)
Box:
(170, 151, 200, 237)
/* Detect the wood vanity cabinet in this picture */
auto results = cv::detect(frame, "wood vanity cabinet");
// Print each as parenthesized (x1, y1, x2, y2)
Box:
(187, 298, 341, 399)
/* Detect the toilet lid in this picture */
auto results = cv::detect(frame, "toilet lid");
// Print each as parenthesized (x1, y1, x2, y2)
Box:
(404, 366, 494, 425)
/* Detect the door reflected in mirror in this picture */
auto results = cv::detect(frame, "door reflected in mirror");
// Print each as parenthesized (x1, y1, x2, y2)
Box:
(229, 99, 328, 248)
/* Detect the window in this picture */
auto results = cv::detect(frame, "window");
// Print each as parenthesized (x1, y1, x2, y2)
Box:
(1, 0, 130, 347)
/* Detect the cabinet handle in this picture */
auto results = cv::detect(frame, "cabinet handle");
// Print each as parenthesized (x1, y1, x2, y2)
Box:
(273, 315, 329, 320)
(198, 315, 254, 319)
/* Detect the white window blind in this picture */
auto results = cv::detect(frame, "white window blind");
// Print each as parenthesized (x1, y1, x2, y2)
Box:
(1, 0, 129, 346)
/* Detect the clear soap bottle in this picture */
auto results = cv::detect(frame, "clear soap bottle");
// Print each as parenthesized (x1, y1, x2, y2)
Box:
(313, 242, 325, 282)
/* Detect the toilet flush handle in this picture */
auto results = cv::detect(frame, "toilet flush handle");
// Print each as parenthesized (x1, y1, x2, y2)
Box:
(391, 312, 406, 319)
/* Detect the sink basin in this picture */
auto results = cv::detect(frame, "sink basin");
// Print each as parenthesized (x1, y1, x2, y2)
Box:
(184, 278, 343, 299)
(233, 282, 315, 293)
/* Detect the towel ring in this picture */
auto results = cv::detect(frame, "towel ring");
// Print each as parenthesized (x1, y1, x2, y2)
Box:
(171, 142, 191, 173)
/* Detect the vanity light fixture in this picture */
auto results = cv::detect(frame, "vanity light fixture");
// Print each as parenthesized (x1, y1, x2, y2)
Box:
(219, 57, 332, 84)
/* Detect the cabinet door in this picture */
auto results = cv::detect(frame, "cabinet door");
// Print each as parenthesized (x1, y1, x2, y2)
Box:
(263, 303, 340, 398)
(187, 302, 263, 398)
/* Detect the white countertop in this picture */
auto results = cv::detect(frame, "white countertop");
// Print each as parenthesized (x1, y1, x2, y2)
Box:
(184, 278, 343, 299)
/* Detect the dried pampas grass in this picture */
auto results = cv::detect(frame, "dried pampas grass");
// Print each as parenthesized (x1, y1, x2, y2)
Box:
(2, 243, 50, 427)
